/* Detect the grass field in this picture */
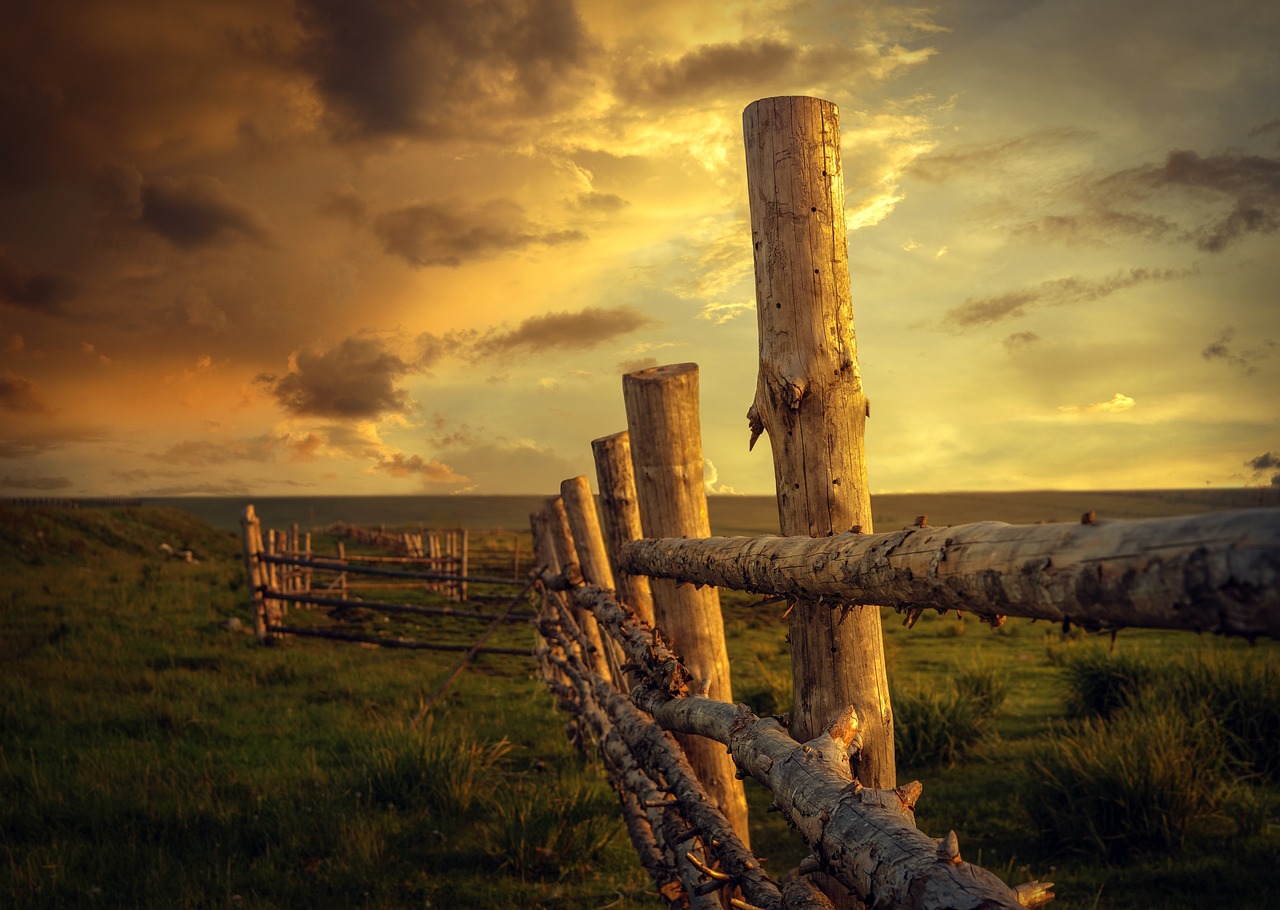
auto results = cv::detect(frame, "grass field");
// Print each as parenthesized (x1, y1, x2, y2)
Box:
(2, 496, 1277, 909)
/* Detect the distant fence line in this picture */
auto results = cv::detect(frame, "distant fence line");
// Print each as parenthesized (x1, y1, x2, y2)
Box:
(240, 505, 531, 657)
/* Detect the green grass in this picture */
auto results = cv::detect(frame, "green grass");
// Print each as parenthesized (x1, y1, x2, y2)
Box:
(3, 502, 1278, 909)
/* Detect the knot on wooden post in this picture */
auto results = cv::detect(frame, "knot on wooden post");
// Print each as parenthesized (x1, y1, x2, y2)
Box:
(937, 830, 962, 865)
(801, 705, 862, 779)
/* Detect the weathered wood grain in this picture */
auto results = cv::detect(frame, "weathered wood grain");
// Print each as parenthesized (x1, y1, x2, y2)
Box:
(620, 508, 1280, 637)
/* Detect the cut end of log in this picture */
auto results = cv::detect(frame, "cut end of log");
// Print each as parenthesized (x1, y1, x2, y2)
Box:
(1014, 880, 1056, 908)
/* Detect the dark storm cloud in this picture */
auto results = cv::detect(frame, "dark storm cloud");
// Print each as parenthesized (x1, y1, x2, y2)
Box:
(0, 252, 76, 313)
(945, 268, 1189, 331)
(138, 176, 271, 250)
(1042, 150, 1280, 252)
(619, 39, 798, 102)
(1246, 452, 1280, 486)
(470, 306, 659, 357)
(0, 371, 50, 414)
(94, 166, 271, 250)
(1201, 327, 1277, 375)
(270, 336, 413, 419)
(0, 1, 301, 188)
(294, 0, 590, 142)
(373, 201, 584, 268)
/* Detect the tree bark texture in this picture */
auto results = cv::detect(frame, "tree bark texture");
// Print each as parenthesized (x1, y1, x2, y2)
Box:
(593, 431, 657, 626)
(743, 95, 894, 795)
(562, 576, 1049, 910)
(619, 507, 1280, 637)
(623, 362, 750, 844)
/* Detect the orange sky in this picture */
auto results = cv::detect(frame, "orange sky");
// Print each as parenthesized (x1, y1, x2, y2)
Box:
(2, 0, 1278, 497)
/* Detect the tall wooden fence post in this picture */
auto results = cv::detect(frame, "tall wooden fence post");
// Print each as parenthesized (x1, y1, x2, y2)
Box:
(240, 505, 268, 641)
(623, 362, 750, 845)
(561, 475, 629, 684)
(743, 96, 895, 795)
(591, 432, 656, 628)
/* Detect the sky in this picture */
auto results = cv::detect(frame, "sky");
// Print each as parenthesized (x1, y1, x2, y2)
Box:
(1, 0, 1278, 498)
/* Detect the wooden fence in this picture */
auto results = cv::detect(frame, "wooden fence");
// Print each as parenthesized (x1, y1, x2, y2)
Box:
(525, 96, 1280, 910)
(240, 505, 530, 657)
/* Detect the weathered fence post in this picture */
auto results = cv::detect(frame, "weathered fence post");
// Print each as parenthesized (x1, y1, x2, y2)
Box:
(591, 431, 657, 627)
(544, 496, 615, 685)
(561, 475, 629, 684)
(622, 362, 750, 845)
(742, 94, 895, 788)
(241, 505, 268, 640)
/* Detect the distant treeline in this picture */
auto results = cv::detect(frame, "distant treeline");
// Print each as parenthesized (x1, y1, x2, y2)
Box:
(2, 497, 143, 508)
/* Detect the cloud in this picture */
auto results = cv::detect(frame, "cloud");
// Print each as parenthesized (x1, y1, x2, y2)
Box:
(944, 267, 1191, 331)
(270, 336, 413, 419)
(571, 191, 628, 212)
(1035, 150, 1280, 252)
(0, 371, 50, 414)
(617, 357, 659, 374)
(1059, 392, 1136, 415)
(138, 175, 271, 250)
(294, 0, 590, 142)
(619, 39, 798, 102)
(909, 129, 1093, 183)
(703, 458, 744, 496)
(0, 474, 73, 491)
(1246, 452, 1280, 486)
(373, 453, 469, 487)
(1002, 331, 1041, 352)
(1201, 326, 1278, 375)
(469, 306, 658, 357)
(373, 200, 585, 268)
(150, 435, 280, 466)
(0, 425, 105, 459)
(0, 251, 76, 314)
(318, 184, 369, 224)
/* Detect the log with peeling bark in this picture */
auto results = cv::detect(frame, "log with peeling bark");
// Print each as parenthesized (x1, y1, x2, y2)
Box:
(620, 508, 1280, 638)
(539, 583, 835, 910)
(559, 577, 1052, 909)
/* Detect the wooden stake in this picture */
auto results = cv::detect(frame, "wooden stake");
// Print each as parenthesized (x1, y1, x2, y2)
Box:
(743, 96, 895, 794)
(622, 362, 749, 845)
(545, 496, 614, 684)
(591, 431, 656, 627)
(240, 505, 267, 641)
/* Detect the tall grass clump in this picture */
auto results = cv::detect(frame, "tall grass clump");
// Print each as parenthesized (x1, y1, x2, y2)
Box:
(1059, 647, 1280, 781)
(1175, 653, 1280, 782)
(355, 719, 512, 816)
(893, 658, 1008, 769)
(490, 783, 621, 881)
(1058, 646, 1158, 719)
(1021, 703, 1231, 858)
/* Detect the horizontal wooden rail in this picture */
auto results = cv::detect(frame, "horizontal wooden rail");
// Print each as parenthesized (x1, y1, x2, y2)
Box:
(267, 590, 535, 622)
(554, 576, 1049, 910)
(620, 508, 1280, 637)
(267, 625, 531, 655)
(258, 553, 521, 586)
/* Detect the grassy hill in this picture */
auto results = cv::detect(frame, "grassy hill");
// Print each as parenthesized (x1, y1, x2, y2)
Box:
(2, 503, 1276, 909)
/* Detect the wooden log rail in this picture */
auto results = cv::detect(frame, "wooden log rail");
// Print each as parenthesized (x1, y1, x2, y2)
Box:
(620, 508, 1280, 638)
(257, 553, 519, 588)
(536, 578, 836, 910)
(541, 571, 1053, 910)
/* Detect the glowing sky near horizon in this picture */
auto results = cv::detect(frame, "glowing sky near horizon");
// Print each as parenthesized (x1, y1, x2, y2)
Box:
(1, 0, 1278, 498)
